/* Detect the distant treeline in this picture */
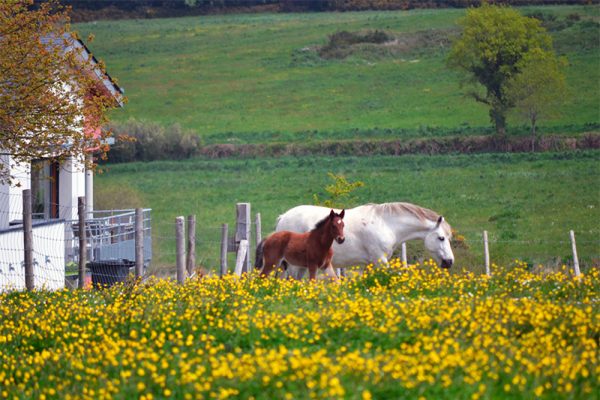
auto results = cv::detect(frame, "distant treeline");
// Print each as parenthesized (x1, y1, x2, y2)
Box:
(53, 1, 596, 21)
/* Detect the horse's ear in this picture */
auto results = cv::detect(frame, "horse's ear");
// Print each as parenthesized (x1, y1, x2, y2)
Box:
(329, 209, 335, 219)
(339, 209, 345, 219)
(436, 216, 444, 228)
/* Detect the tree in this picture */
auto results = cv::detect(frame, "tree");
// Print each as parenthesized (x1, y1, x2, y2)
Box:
(447, 4, 553, 138)
(313, 173, 364, 208)
(505, 48, 569, 151)
(0, 0, 117, 185)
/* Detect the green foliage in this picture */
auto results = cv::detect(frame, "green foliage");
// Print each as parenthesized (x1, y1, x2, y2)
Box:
(313, 172, 365, 208)
(505, 47, 570, 148)
(447, 4, 554, 136)
(106, 119, 202, 162)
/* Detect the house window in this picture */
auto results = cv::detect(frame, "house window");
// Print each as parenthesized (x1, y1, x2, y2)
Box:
(31, 160, 60, 219)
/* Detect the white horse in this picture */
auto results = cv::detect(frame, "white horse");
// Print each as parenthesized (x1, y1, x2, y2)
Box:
(269, 202, 454, 279)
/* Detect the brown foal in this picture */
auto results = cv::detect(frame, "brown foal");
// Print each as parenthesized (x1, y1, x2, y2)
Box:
(256, 209, 345, 281)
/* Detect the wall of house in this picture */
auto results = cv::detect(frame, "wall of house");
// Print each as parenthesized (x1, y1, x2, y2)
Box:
(59, 156, 86, 221)
(0, 220, 65, 291)
(0, 155, 87, 230)
(0, 156, 31, 230)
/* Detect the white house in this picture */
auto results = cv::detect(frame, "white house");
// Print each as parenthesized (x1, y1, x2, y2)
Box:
(0, 37, 125, 291)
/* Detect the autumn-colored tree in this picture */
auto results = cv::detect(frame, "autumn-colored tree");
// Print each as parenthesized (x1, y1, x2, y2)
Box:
(505, 48, 569, 151)
(0, 0, 118, 185)
(447, 4, 553, 138)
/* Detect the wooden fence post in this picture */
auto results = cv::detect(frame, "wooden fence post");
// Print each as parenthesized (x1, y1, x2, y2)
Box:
(483, 230, 490, 276)
(569, 230, 581, 277)
(220, 223, 228, 277)
(135, 208, 144, 279)
(236, 203, 251, 273)
(401, 242, 407, 265)
(176, 216, 185, 284)
(78, 196, 87, 289)
(187, 215, 196, 277)
(23, 190, 33, 291)
(255, 212, 262, 249)
(234, 239, 249, 276)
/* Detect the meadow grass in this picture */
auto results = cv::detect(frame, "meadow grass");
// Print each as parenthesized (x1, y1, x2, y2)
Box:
(77, 5, 599, 139)
(95, 150, 600, 274)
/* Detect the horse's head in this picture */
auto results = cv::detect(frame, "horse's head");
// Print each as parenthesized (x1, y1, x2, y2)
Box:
(423, 216, 454, 269)
(329, 209, 346, 244)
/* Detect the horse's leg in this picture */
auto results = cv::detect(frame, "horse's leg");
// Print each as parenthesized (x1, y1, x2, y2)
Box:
(323, 263, 339, 282)
(254, 239, 265, 270)
(274, 262, 287, 279)
(259, 261, 274, 277)
(307, 265, 318, 281)
(260, 253, 278, 278)
(286, 264, 306, 280)
(379, 254, 390, 268)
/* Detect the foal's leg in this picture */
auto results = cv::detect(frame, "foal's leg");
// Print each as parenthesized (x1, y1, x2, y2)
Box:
(307, 265, 318, 281)
(286, 264, 306, 280)
(259, 262, 274, 277)
(260, 255, 279, 277)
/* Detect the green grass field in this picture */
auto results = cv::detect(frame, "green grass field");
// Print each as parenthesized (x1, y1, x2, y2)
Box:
(95, 150, 600, 274)
(77, 5, 599, 139)
(81, 6, 600, 275)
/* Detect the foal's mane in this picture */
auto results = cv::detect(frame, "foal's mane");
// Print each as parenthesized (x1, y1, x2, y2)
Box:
(313, 213, 333, 231)
(374, 202, 452, 235)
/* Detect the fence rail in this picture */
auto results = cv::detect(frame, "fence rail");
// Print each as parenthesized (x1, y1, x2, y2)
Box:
(167, 203, 598, 284)
(1, 194, 597, 291)
(0, 190, 152, 291)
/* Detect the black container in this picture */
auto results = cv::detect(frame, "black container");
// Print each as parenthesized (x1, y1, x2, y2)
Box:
(88, 259, 135, 288)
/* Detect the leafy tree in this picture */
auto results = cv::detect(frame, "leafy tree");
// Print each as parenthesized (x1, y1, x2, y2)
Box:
(505, 48, 569, 151)
(313, 173, 364, 208)
(0, 0, 118, 185)
(447, 4, 553, 138)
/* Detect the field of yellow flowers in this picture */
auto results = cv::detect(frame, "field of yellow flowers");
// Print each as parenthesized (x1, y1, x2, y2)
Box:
(0, 261, 598, 399)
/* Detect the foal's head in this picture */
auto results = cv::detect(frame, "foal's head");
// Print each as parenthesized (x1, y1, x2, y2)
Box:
(315, 209, 346, 244)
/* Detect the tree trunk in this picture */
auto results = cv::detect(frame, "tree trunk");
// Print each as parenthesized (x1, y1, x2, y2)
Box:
(493, 110, 507, 138)
(490, 106, 507, 150)
(530, 115, 537, 152)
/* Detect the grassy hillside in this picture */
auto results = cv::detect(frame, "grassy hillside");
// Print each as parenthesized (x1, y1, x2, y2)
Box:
(78, 5, 599, 139)
(81, 7, 599, 275)
(95, 150, 600, 274)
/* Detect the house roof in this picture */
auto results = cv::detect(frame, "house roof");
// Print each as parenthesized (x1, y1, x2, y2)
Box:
(42, 32, 125, 107)
(69, 34, 125, 107)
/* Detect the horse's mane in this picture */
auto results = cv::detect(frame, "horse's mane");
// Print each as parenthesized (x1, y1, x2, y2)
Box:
(374, 202, 452, 235)
(312, 214, 331, 231)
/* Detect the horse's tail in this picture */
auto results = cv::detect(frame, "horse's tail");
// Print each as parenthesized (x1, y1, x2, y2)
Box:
(254, 239, 265, 270)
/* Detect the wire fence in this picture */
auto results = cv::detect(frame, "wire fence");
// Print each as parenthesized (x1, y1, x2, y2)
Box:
(148, 210, 600, 278)
(1, 189, 598, 291)
(0, 190, 152, 291)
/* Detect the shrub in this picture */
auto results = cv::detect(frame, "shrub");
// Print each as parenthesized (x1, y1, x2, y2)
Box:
(105, 119, 202, 163)
(318, 30, 393, 59)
